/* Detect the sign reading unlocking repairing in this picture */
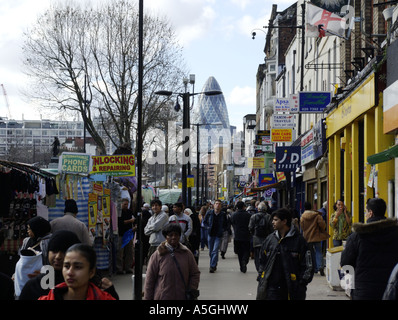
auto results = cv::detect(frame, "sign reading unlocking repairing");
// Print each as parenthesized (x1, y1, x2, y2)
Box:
(91, 155, 135, 176)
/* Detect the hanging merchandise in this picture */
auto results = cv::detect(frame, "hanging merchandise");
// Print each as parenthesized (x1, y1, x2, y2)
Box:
(88, 184, 111, 247)
(102, 188, 111, 242)
(0, 160, 57, 277)
(88, 193, 98, 237)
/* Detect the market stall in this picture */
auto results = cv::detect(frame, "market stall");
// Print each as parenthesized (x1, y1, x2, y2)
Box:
(0, 160, 58, 276)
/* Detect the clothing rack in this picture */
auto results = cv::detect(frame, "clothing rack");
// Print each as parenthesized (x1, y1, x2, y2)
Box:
(0, 160, 56, 179)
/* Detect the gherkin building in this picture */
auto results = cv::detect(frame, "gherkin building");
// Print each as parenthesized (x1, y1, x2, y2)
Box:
(192, 76, 231, 152)
(194, 76, 230, 130)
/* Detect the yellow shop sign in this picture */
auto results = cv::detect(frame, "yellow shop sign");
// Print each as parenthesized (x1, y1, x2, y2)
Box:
(91, 155, 135, 176)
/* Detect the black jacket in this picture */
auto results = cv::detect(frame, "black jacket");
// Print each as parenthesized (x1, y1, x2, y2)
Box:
(204, 210, 228, 238)
(231, 209, 251, 241)
(383, 263, 398, 300)
(258, 225, 314, 300)
(341, 217, 398, 300)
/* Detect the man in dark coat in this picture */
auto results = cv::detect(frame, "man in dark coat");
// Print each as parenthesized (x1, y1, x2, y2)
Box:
(341, 197, 398, 300)
(257, 208, 314, 300)
(231, 201, 252, 273)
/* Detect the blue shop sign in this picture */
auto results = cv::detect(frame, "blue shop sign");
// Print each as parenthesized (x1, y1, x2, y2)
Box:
(275, 146, 301, 172)
(299, 92, 331, 113)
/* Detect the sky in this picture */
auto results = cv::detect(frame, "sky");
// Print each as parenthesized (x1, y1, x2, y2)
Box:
(0, 0, 293, 132)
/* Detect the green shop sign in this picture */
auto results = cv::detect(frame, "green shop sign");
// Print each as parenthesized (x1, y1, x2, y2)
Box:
(59, 152, 92, 175)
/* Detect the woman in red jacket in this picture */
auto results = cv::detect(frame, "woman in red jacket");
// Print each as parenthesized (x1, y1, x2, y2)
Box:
(39, 244, 115, 300)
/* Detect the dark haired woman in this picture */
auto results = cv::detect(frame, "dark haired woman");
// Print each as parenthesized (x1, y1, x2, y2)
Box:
(38, 244, 116, 300)
(144, 224, 200, 300)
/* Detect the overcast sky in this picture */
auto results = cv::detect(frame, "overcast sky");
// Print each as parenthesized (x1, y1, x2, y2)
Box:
(0, 0, 293, 131)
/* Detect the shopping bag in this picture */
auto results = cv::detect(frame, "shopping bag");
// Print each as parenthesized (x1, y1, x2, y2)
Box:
(14, 251, 43, 296)
(121, 229, 134, 248)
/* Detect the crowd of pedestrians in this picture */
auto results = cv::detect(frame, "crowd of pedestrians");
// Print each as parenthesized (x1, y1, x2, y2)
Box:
(197, 196, 398, 301)
(2, 194, 398, 301)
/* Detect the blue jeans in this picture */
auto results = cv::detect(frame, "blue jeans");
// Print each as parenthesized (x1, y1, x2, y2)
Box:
(309, 242, 323, 272)
(200, 227, 208, 249)
(208, 235, 221, 268)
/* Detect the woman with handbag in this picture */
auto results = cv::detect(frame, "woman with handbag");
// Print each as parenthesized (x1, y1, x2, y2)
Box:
(21, 216, 52, 264)
(144, 224, 201, 300)
(14, 216, 51, 298)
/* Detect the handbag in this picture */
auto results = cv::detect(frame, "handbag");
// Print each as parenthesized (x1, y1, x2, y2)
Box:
(170, 251, 199, 300)
(14, 243, 43, 297)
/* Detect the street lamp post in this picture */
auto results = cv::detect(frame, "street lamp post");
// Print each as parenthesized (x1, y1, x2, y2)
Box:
(134, 0, 144, 301)
(155, 89, 222, 207)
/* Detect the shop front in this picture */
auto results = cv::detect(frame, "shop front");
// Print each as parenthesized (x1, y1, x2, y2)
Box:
(326, 71, 394, 246)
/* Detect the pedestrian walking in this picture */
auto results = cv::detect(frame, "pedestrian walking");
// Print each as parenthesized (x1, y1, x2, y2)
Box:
(116, 198, 135, 274)
(317, 201, 328, 264)
(203, 199, 228, 273)
(329, 199, 351, 247)
(144, 224, 200, 300)
(231, 201, 252, 273)
(383, 263, 398, 300)
(140, 203, 152, 265)
(144, 199, 169, 260)
(50, 199, 91, 245)
(257, 207, 314, 300)
(249, 201, 273, 272)
(169, 202, 193, 247)
(199, 206, 208, 250)
(185, 207, 201, 264)
(341, 197, 398, 300)
(220, 205, 232, 259)
(268, 199, 278, 214)
(300, 201, 329, 276)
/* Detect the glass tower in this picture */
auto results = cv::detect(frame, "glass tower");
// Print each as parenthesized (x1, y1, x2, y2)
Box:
(194, 76, 230, 130)
(193, 76, 231, 152)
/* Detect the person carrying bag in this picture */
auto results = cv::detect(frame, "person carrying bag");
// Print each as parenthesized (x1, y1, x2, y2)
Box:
(14, 243, 43, 297)
(170, 250, 200, 300)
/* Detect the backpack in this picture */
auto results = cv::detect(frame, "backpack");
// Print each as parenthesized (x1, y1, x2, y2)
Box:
(254, 213, 272, 238)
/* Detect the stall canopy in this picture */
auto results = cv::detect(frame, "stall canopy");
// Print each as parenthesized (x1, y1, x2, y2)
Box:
(367, 144, 398, 165)
(158, 189, 181, 204)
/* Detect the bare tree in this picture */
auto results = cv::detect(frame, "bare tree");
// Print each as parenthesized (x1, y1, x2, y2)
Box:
(22, 0, 186, 155)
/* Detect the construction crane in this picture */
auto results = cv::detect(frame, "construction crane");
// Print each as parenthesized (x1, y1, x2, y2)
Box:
(1, 84, 12, 119)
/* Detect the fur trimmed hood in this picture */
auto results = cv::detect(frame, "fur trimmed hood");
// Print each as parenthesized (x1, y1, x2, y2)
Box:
(352, 218, 398, 234)
(156, 241, 190, 256)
